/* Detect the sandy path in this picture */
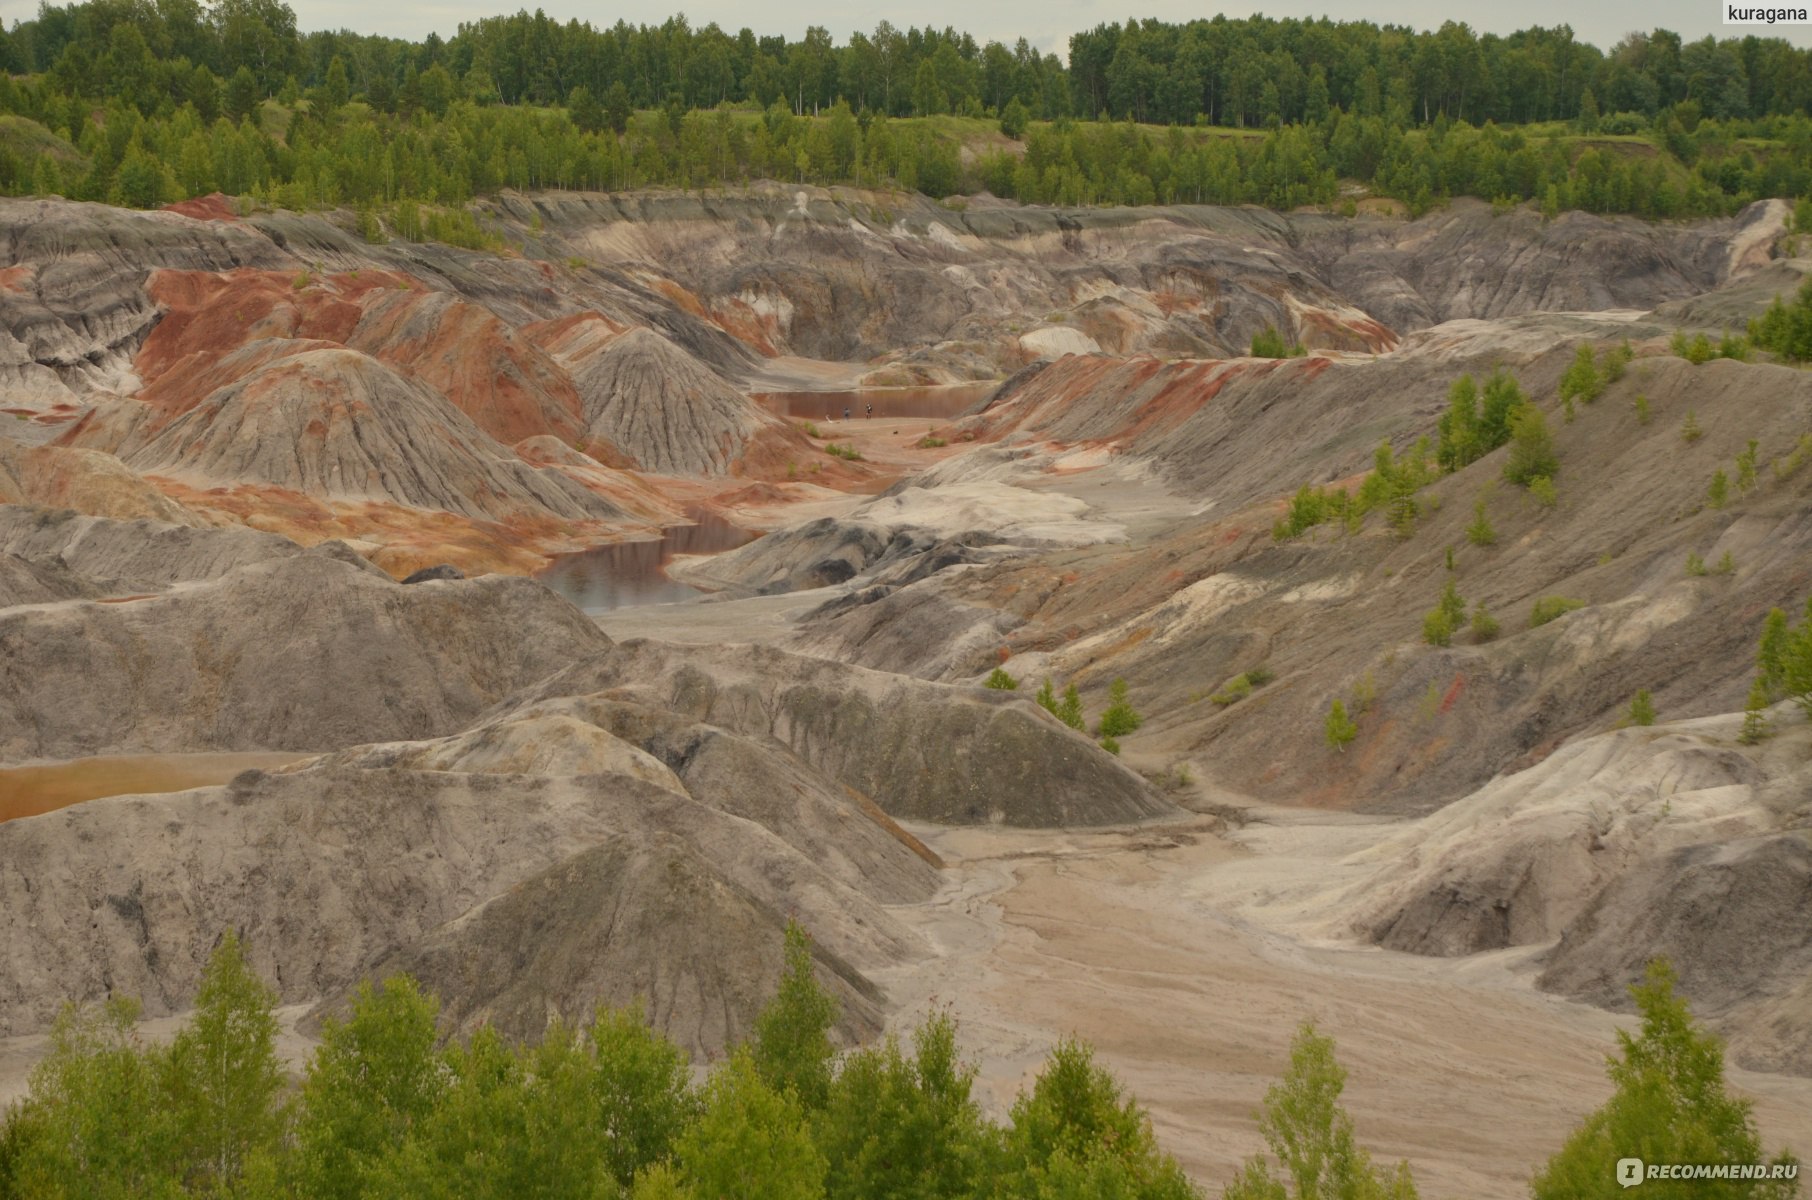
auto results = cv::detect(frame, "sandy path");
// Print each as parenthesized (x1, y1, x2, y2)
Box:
(879, 818, 1812, 1200)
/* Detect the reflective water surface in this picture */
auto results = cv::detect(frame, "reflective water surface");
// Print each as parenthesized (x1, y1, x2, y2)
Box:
(752, 383, 997, 423)
(535, 511, 755, 611)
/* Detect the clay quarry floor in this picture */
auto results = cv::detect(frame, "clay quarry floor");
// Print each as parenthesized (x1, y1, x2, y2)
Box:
(881, 813, 1812, 1200)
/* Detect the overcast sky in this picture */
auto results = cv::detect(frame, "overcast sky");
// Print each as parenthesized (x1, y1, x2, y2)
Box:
(8, 0, 1811, 53)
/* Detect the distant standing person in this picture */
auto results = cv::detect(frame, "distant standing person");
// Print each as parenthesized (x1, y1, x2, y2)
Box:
(844, 406, 851, 420)
(865, 403, 873, 419)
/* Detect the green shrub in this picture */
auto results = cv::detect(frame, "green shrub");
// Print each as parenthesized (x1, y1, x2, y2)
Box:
(1324, 699, 1357, 752)
(1097, 678, 1143, 738)
(1465, 495, 1496, 546)
(1749, 278, 1812, 361)
(1558, 342, 1603, 406)
(825, 443, 864, 461)
(1671, 330, 1716, 364)
(1470, 602, 1500, 641)
(1706, 467, 1729, 509)
(1633, 393, 1651, 424)
(1736, 439, 1759, 492)
(1422, 578, 1467, 647)
(1739, 676, 1771, 745)
(983, 667, 1018, 690)
(1211, 675, 1254, 706)
(1098, 735, 1121, 755)
(1601, 340, 1633, 382)
(1246, 665, 1276, 687)
(1529, 596, 1584, 627)
(1250, 325, 1304, 359)
(1503, 404, 1559, 486)
(1528, 475, 1558, 508)
(1756, 599, 1812, 715)
(1685, 552, 1708, 577)
(915, 435, 947, 449)
(1056, 684, 1085, 731)
(1680, 409, 1703, 443)
(1629, 688, 1656, 726)
(1713, 550, 1736, 576)
(1775, 432, 1812, 480)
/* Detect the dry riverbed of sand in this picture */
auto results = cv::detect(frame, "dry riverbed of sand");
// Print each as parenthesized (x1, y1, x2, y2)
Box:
(879, 812, 1812, 1200)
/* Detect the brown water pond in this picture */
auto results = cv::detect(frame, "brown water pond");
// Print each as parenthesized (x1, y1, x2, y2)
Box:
(0, 752, 313, 823)
(534, 510, 755, 611)
(752, 383, 997, 423)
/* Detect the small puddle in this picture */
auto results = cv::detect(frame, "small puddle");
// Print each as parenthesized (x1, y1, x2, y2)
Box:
(753, 383, 997, 423)
(0, 752, 313, 823)
(535, 511, 755, 611)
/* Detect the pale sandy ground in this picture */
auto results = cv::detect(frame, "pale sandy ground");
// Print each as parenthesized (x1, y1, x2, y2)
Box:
(879, 810, 1812, 1200)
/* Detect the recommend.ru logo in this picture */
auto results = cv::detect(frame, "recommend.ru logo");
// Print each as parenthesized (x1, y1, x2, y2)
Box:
(1616, 1158, 1800, 1187)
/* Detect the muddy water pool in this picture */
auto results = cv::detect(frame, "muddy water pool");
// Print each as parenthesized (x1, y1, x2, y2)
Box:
(535, 511, 755, 611)
(0, 752, 312, 823)
(752, 383, 997, 423)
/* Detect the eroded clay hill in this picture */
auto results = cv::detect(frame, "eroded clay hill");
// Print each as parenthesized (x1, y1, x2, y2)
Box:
(3, 184, 1810, 1093)
(0, 517, 1167, 1049)
(0, 188, 1787, 573)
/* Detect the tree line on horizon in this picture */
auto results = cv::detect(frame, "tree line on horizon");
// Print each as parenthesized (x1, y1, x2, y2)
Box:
(6, 4, 1812, 126)
(0, 2, 1809, 223)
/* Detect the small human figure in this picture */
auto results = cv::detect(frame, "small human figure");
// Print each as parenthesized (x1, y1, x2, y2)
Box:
(865, 403, 873, 419)
(844, 406, 851, 421)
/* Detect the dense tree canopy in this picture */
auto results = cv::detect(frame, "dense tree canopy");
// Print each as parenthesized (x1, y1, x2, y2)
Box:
(0, 3, 1809, 228)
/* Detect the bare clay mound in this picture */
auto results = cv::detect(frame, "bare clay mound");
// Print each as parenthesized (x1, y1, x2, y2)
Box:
(0, 506, 305, 594)
(0, 436, 204, 527)
(326, 833, 891, 1054)
(508, 640, 1173, 827)
(569, 326, 808, 477)
(0, 552, 610, 761)
(114, 344, 627, 523)
(0, 758, 921, 1054)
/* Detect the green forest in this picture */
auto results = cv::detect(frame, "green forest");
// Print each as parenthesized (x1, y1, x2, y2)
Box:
(0, 925, 1798, 1199)
(1, 2, 1811, 222)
